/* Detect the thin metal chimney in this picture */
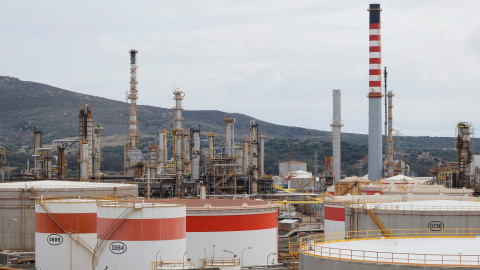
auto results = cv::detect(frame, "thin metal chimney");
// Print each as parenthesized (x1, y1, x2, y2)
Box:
(331, 89, 343, 182)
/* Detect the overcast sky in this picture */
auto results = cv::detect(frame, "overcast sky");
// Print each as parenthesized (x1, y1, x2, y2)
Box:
(1, 0, 479, 137)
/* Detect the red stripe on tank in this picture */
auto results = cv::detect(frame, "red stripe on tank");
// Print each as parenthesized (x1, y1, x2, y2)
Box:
(35, 212, 97, 234)
(369, 23, 381, 29)
(324, 206, 345, 222)
(97, 217, 186, 241)
(369, 46, 381, 52)
(187, 212, 278, 232)
(369, 35, 381, 41)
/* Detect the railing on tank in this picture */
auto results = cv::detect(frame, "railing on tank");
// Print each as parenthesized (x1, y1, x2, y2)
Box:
(198, 256, 241, 267)
(348, 203, 480, 212)
(150, 259, 195, 270)
(299, 228, 480, 267)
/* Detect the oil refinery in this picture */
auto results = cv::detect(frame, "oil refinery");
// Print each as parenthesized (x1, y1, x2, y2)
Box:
(1, 2, 480, 270)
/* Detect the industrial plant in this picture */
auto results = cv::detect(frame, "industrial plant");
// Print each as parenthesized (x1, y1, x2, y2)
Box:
(1, 2, 480, 270)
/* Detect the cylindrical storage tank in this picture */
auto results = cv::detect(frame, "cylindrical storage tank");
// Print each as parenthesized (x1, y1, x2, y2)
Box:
(35, 198, 97, 270)
(323, 202, 346, 240)
(300, 228, 480, 270)
(96, 200, 186, 270)
(0, 180, 138, 251)
(346, 199, 480, 232)
(186, 198, 279, 268)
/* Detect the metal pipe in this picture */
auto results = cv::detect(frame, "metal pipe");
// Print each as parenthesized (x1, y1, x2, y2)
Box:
(7, 218, 18, 267)
(266, 252, 277, 268)
(241, 247, 252, 268)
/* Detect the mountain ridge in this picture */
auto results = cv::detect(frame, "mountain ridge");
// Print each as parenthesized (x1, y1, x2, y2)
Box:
(0, 75, 475, 151)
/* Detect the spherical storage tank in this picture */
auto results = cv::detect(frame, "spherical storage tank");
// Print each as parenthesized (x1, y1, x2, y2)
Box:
(95, 200, 186, 270)
(186, 198, 279, 268)
(35, 198, 98, 270)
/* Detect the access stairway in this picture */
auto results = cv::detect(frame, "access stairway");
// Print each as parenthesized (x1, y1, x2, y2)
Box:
(365, 208, 392, 237)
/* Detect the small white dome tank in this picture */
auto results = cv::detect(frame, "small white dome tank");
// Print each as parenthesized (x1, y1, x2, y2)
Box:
(35, 198, 98, 270)
(95, 200, 186, 270)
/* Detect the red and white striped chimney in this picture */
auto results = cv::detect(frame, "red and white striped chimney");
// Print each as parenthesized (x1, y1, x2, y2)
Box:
(368, 3, 382, 97)
(367, 3, 383, 180)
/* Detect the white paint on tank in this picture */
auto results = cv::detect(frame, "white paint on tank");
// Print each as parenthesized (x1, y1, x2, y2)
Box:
(97, 239, 186, 270)
(35, 199, 97, 270)
(187, 228, 278, 267)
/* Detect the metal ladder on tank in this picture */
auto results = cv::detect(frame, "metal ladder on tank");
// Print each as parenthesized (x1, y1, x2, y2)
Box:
(92, 203, 136, 270)
(32, 188, 95, 256)
(364, 207, 392, 238)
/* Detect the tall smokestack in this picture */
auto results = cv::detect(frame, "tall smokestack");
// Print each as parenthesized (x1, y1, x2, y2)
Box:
(128, 49, 139, 149)
(368, 3, 383, 180)
(331, 89, 342, 182)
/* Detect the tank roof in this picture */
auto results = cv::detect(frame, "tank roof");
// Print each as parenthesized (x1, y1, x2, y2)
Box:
(186, 198, 278, 208)
(0, 180, 137, 189)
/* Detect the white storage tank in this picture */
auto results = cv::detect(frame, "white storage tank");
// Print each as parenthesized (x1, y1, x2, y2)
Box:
(346, 199, 480, 232)
(95, 200, 186, 270)
(323, 202, 346, 240)
(0, 180, 137, 251)
(288, 170, 314, 191)
(300, 228, 480, 269)
(186, 198, 279, 268)
(35, 198, 97, 270)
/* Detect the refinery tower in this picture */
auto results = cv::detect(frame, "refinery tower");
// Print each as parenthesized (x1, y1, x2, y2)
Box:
(368, 3, 383, 180)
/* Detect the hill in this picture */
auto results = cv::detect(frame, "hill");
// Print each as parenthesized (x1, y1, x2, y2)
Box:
(1, 76, 475, 148)
(1, 75, 479, 177)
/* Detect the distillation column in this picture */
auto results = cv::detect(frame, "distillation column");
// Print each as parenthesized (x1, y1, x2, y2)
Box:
(33, 127, 43, 177)
(78, 104, 93, 180)
(250, 121, 259, 193)
(259, 134, 266, 178)
(173, 89, 185, 196)
(93, 124, 103, 178)
(331, 89, 343, 182)
(367, 3, 383, 180)
(183, 133, 191, 176)
(158, 129, 168, 175)
(242, 137, 250, 176)
(191, 128, 201, 182)
(386, 91, 394, 176)
(456, 122, 473, 188)
(224, 117, 235, 157)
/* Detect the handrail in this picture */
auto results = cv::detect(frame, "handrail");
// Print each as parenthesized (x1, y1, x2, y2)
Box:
(199, 257, 241, 267)
(150, 259, 195, 270)
(299, 228, 480, 267)
(350, 203, 480, 212)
